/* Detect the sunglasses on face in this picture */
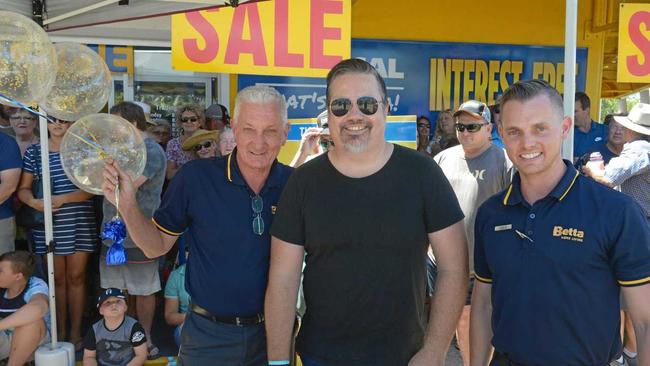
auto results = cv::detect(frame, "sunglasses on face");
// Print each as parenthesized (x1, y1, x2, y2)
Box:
(193, 141, 213, 152)
(455, 122, 489, 133)
(251, 195, 264, 236)
(417, 123, 430, 129)
(329, 96, 383, 117)
(48, 118, 72, 125)
(181, 117, 199, 123)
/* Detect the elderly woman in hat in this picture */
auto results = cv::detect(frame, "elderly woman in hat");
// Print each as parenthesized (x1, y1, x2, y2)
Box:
(182, 129, 220, 159)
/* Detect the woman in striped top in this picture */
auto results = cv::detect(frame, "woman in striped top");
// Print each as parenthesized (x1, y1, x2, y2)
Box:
(17, 117, 98, 348)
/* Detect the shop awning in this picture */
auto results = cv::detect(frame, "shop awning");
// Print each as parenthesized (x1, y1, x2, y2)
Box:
(0, 0, 268, 46)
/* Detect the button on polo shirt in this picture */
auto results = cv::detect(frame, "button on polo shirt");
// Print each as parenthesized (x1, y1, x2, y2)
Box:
(474, 161, 650, 366)
(153, 149, 292, 317)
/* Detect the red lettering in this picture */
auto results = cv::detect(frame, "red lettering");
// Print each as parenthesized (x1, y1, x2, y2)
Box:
(627, 11, 650, 76)
(182, 11, 219, 64)
(224, 4, 268, 66)
(310, 0, 343, 69)
(274, 0, 304, 68)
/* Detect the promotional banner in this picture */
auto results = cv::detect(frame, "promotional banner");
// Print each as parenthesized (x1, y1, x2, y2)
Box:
(278, 115, 416, 165)
(171, 0, 351, 77)
(618, 3, 650, 82)
(238, 39, 588, 122)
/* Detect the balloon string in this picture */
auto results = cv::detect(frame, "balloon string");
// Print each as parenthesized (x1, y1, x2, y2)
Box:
(66, 131, 109, 158)
(78, 120, 101, 145)
(0, 93, 55, 123)
(114, 182, 120, 220)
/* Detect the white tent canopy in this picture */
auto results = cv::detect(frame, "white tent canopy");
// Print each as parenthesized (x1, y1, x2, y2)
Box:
(0, 0, 266, 46)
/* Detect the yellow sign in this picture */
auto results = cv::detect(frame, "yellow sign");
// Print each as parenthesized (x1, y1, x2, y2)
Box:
(171, 0, 351, 77)
(429, 58, 578, 111)
(618, 3, 650, 82)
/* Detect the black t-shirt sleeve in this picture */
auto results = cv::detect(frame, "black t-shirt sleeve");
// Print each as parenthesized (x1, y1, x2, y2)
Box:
(423, 159, 464, 233)
(130, 322, 147, 347)
(83, 327, 96, 351)
(270, 170, 305, 246)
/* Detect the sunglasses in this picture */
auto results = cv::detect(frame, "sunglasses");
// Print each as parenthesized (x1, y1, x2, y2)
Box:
(455, 122, 489, 133)
(48, 118, 72, 124)
(329, 96, 383, 117)
(417, 123, 430, 129)
(193, 141, 213, 152)
(181, 117, 199, 123)
(251, 195, 264, 236)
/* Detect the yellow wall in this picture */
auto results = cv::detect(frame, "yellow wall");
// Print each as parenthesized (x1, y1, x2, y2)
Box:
(350, 0, 605, 119)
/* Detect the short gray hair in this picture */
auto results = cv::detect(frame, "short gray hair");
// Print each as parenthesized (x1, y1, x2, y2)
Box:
(233, 85, 287, 125)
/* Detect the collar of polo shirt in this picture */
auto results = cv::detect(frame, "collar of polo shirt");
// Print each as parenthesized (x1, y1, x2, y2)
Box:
(226, 147, 285, 191)
(502, 160, 580, 206)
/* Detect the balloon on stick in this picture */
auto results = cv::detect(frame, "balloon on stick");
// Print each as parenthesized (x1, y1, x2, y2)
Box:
(60, 113, 147, 195)
(40, 43, 111, 121)
(0, 11, 56, 106)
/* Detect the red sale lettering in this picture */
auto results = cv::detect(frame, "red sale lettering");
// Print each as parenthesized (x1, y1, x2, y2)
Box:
(274, 0, 304, 68)
(310, 0, 343, 69)
(627, 11, 650, 76)
(183, 11, 219, 63)
(224, 4, 268, 66)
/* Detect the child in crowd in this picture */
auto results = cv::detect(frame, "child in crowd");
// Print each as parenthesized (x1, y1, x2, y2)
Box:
(0, 250, 50, 366)
(164, 248, 190, 346)
(83, 288, 147, 366)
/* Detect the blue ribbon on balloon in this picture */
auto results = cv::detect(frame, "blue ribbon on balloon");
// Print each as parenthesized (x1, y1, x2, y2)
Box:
(101, 218, 127, 265)
(101, 184, 127, 266)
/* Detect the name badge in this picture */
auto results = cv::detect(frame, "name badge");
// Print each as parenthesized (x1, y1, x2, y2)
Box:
(494, 224, 512, 232)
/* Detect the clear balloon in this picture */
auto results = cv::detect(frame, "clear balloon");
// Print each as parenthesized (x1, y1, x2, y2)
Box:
(0, 11, 56, 106)
(60, 114, 147, 195)
(40, 43, 111, 122)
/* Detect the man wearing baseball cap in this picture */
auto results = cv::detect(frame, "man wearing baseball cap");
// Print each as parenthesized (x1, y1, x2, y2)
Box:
(435, 100, 513, 365)
(205, 104, 230, 131)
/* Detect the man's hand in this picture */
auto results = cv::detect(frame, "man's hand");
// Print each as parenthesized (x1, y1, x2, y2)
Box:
(298, 127, 323, 155)
(101, 159, 137, 212)
(408, 347, 442, 366)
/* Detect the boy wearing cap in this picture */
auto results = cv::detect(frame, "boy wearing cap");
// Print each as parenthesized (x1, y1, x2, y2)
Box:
(83, 288, 148, 366)
(0, 251, 50, 366)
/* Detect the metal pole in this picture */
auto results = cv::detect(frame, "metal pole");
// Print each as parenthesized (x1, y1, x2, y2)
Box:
(562, 0, 578, 161)
(38, 115, 58, 349)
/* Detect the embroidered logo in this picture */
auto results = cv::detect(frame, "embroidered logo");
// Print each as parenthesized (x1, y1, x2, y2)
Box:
(473, 169, 486, 180)
(271, 205, 277, 215)
(131, 331, 145, 343)
(552, 226, 584, 243)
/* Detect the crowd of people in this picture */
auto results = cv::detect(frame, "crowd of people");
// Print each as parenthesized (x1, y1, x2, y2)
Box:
(0, 57, 648, 366)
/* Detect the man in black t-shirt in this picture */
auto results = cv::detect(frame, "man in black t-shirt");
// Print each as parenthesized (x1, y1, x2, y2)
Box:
(265, 58, 468, 366)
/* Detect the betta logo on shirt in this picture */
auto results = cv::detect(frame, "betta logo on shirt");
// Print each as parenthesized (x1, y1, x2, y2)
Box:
(552, 226, 584, 243)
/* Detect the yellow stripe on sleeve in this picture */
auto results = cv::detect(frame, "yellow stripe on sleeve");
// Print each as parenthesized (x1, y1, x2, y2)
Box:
(474, 274, 493, 284)
(151, 218, 182, 236)
(618, 276, 650, 287)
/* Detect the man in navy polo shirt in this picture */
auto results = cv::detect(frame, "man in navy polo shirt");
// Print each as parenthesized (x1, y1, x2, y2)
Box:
(573, 91, 608, 160)
(470, 80, 650, 366)
(101, 85, 291, 365)
(0, 133, 21, 253)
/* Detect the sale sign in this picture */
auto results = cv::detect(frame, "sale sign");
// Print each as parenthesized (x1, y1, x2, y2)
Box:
(618, 3, 650, 82)
(171, 0, 351, 77)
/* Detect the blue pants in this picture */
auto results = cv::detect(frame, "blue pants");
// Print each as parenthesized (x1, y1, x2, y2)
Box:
(178, 311, 267, 366)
